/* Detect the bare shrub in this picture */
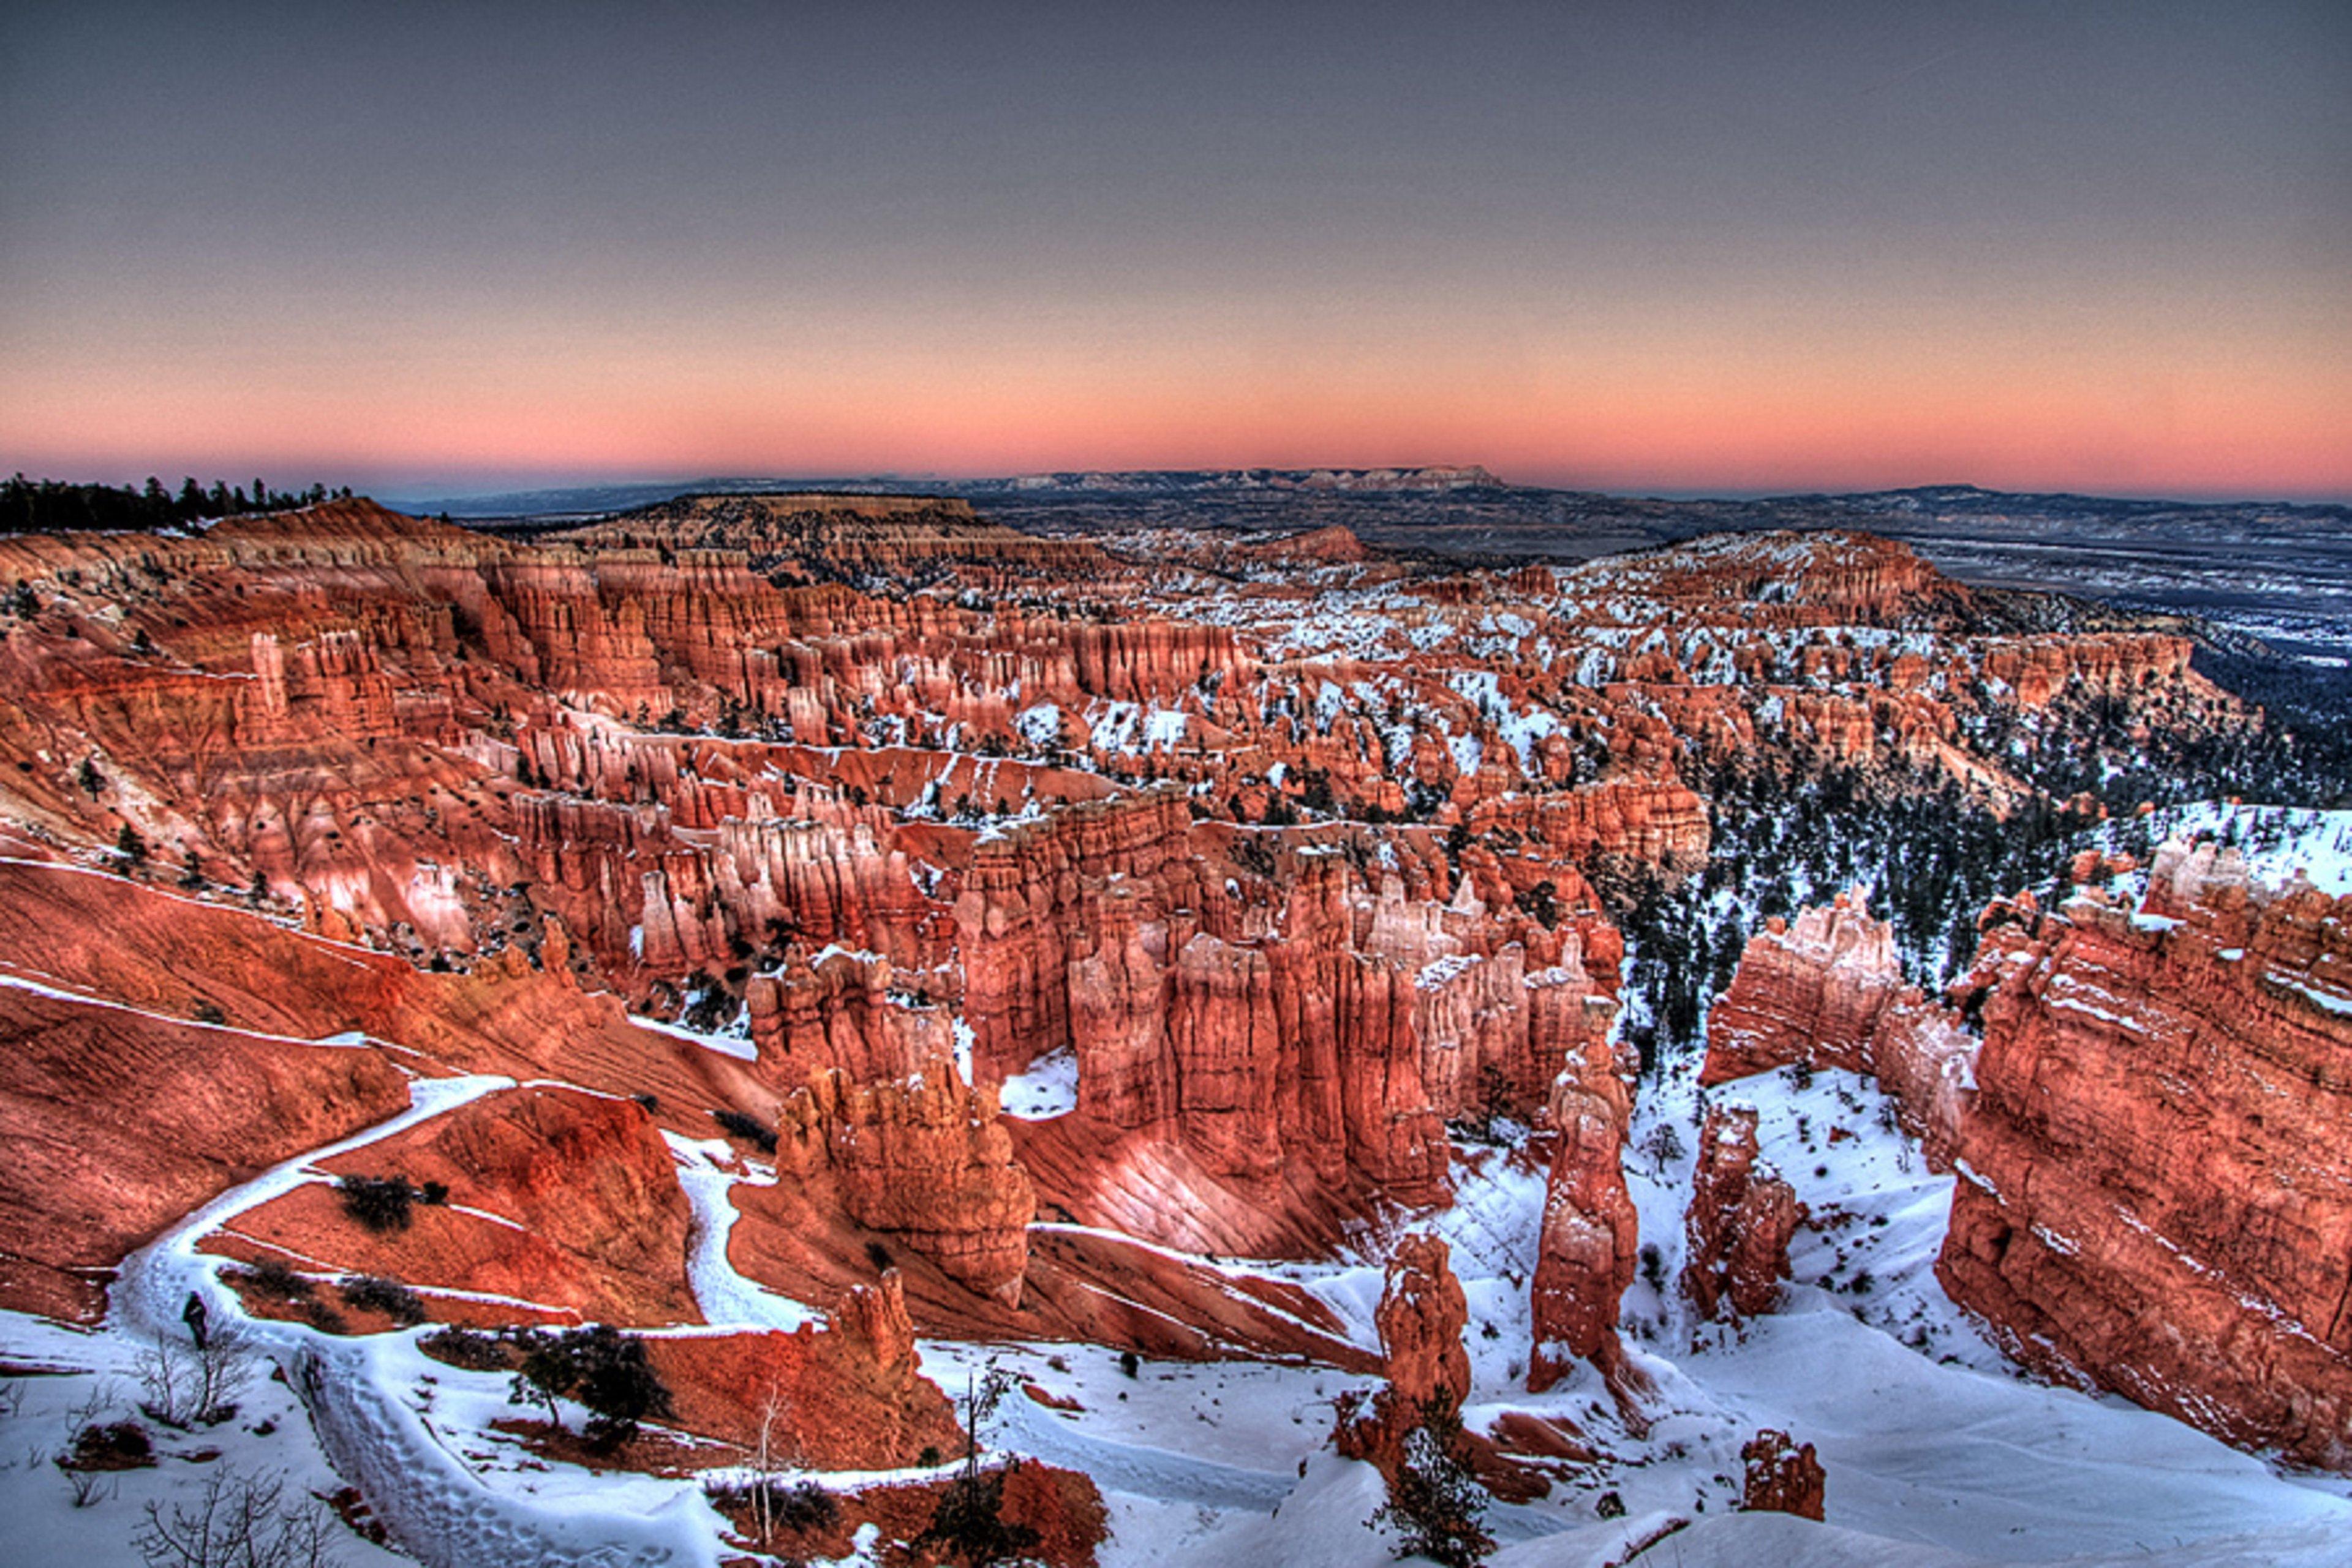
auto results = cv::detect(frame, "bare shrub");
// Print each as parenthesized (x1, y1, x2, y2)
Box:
(61, 1461, 116, 1508)
(132, 1466, 341, 1568)
(137, 1320, 251, 1428)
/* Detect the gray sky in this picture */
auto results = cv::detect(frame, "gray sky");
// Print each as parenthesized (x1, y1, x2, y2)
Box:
(4, 1, 2346, 497)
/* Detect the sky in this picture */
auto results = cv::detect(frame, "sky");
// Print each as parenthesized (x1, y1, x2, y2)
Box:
(2, 0, 2346, 501)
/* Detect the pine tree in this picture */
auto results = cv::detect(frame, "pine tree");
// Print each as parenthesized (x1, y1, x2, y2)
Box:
(1373, 1397, 1494, 1567)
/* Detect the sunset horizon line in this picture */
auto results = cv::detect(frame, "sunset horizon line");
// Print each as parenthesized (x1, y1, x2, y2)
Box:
(13, 462, 2351, 514)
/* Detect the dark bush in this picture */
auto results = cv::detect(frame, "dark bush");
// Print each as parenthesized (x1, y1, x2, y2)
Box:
(507, 1324, 674, 1450)
(62, 1420, 154, 1471)
(1371, 1397, 1494, 1567)
(865, 1239, 894, 1273)
(336, 1174, 417, 1234)
(918, 1459, 1039, 1568)
(339, 1274, 427, 1327)
(712, 1107, 778, 1154)
(420, 1326, 510, 1371)
(238, 1259, 312, 1300)
(299, 1298, 348, 1335)
(773, 1479, 840, 1532)
(1513, 879, 1559, 930)
(709, 1476, 842, 1536)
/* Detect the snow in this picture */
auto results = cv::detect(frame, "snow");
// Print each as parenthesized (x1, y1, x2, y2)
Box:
(2130, 802, 2352, 897)
(8, 880, 2350, 1567)
(0, 969, 380, 1050)
(952, 1014, 976, 1084)
(665, 1134, 820, 1333)
(999, 1046, 1079, 1120)
(630, 1012, 758, 1062)
(1014, 702, 1062, 747)
(0, 1076, 739, 1567)
(894, 1045, 2351, 1566)
(0, 1309, 412, 1568)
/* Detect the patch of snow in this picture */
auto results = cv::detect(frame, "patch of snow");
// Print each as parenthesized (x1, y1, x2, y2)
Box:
(1000, 1046, 1079, 1120)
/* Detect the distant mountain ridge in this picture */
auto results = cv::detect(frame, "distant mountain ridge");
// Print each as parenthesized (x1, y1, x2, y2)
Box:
(389, 465, 1507, 518)
(393, 470, 2348, 526)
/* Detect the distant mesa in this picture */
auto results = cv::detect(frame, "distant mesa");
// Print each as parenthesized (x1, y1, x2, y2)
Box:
(549, 491, 1112, 578)
(1001, 465, 1505, 494)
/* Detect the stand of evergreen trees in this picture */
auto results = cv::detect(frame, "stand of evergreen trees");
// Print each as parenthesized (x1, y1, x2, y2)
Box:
(1605, 655, 2352, 1077)
(1, 474, 354, 535)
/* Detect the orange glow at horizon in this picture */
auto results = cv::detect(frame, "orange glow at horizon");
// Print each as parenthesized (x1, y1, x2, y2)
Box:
(6, 2, 2347, 503)
(9, 313, 2347, 500)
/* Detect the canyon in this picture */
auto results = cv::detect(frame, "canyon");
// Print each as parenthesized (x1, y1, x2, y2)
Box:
(1, 489, 2346, 1567)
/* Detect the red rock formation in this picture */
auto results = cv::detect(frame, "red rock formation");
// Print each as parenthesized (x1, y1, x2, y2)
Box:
(1340, 1234, 1553, 1503)
(1938, 847, 2352, 1469)
(1479, 782, 1711, 875)
(777, 1062, 1036, 1305)
(1589, 530, 1958, 624)
(0, 986, 412, 1321)
(1338, 1234, 1471, 1464)
(1702, 892, 1977, 1168)
(646, 1271, 961, 1470)
(745, 948, 954, 1084)
(0, 493, 2267, 1436)
(1237, 524, 1370, 564)
(553, 492, 1112, 580)
(214, 1085, 698, 1329)
(1978, 633, 2196, 709)
(998, 825, 1624, 1257)
(1681, 1106, 1803, 1324)
(1527, 1034, 1638, 1392)
(1374, 1234, 1474, 1414)
(1740, 1430, 1825, 1520)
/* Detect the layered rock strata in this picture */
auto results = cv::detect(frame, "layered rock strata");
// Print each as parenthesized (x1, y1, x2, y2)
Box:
(1702, 891, 1977, 1167)
(1937, 843, 2352, 1469)
(777, 1063, 1036, 1305)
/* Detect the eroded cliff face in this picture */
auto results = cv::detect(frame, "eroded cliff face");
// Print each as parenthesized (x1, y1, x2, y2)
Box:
(646, 1271, 962, 1471)
(987, 804, 1626, 1256)
(0, 984, 413, 1322)
(1937, 843, 2352, 1469)
(0, 499, 2275, 1451)
(6, 502, 2232, 1031)
(778, 1062, 1036, 1305)
(1702, 891, 1977, 1168)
